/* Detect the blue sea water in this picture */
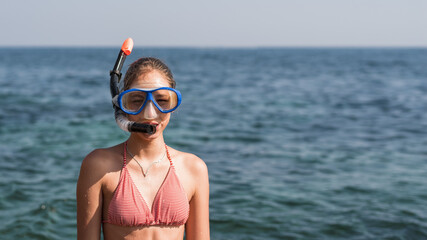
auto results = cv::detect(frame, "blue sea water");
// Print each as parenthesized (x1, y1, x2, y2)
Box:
(0, 47, 427, 239)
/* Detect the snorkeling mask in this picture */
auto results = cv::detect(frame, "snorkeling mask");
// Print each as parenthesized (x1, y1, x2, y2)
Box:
(109, 38, 181, 134)
(117, 87, 181, 115)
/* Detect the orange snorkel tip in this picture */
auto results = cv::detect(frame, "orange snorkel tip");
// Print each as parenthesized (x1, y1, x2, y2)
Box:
(121, 38, 134, 56)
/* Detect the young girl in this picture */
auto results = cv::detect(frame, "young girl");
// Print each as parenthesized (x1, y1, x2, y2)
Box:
(77, 57, 210, 240)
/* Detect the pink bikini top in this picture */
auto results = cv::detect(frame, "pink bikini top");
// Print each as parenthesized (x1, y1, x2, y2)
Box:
(104, 142, 189, 227)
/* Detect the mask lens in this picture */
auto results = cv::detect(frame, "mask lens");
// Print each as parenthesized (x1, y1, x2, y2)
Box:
(153, 89, 178, 112)
(121, 91, 147, 113)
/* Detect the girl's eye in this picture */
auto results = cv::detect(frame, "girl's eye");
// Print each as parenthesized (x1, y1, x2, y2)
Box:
(156, 97, 170, 102)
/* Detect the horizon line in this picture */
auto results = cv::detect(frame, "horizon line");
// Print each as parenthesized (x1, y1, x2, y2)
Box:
(1, 44, 427, 49)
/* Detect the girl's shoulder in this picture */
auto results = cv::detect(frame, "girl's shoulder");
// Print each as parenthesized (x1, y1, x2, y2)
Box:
(167, 146, 208, 178)
(79, 143, 124, 179)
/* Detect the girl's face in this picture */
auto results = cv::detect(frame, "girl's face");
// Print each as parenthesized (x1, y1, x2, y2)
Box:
(127, 70, 172, 139)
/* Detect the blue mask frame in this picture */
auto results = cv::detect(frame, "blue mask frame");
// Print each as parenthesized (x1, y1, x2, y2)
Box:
(118, 87, 182, 115)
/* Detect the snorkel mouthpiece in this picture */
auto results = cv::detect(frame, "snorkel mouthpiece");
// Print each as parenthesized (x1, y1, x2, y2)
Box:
(130, 124, 157, 134)
(110, 38, 157, 135)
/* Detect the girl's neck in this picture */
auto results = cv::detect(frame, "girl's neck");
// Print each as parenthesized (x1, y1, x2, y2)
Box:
(127, 134, 165, 161)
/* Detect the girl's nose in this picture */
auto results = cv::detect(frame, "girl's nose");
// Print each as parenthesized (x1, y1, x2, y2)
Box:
(142, 100, 158, 119)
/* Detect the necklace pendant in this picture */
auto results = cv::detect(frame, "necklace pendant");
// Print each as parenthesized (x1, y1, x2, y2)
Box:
(126, 143, 166, 178)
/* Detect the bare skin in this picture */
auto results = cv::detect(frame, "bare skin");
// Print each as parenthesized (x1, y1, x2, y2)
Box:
(77, 70, 210, 240)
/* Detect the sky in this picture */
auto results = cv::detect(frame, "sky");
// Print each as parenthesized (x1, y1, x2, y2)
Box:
(1, 0, 426, 47)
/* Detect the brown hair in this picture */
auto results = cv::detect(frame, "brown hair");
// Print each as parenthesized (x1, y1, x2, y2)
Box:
(123, 57, 175, 90)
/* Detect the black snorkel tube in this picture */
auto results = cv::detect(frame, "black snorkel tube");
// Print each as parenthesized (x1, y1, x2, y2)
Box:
(110, 38, 156, 134)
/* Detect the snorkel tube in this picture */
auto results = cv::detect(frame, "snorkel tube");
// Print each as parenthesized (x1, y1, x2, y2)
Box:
(110, 38, 157, 134)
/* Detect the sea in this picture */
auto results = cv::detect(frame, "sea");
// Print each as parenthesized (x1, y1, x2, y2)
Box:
(0, 47, 426, 240)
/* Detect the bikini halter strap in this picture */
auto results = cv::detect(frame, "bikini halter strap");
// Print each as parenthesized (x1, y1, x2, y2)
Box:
(123, 142, 127, 168)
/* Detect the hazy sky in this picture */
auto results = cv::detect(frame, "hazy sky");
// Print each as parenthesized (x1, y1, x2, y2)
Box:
(1, 0, 426, 47)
